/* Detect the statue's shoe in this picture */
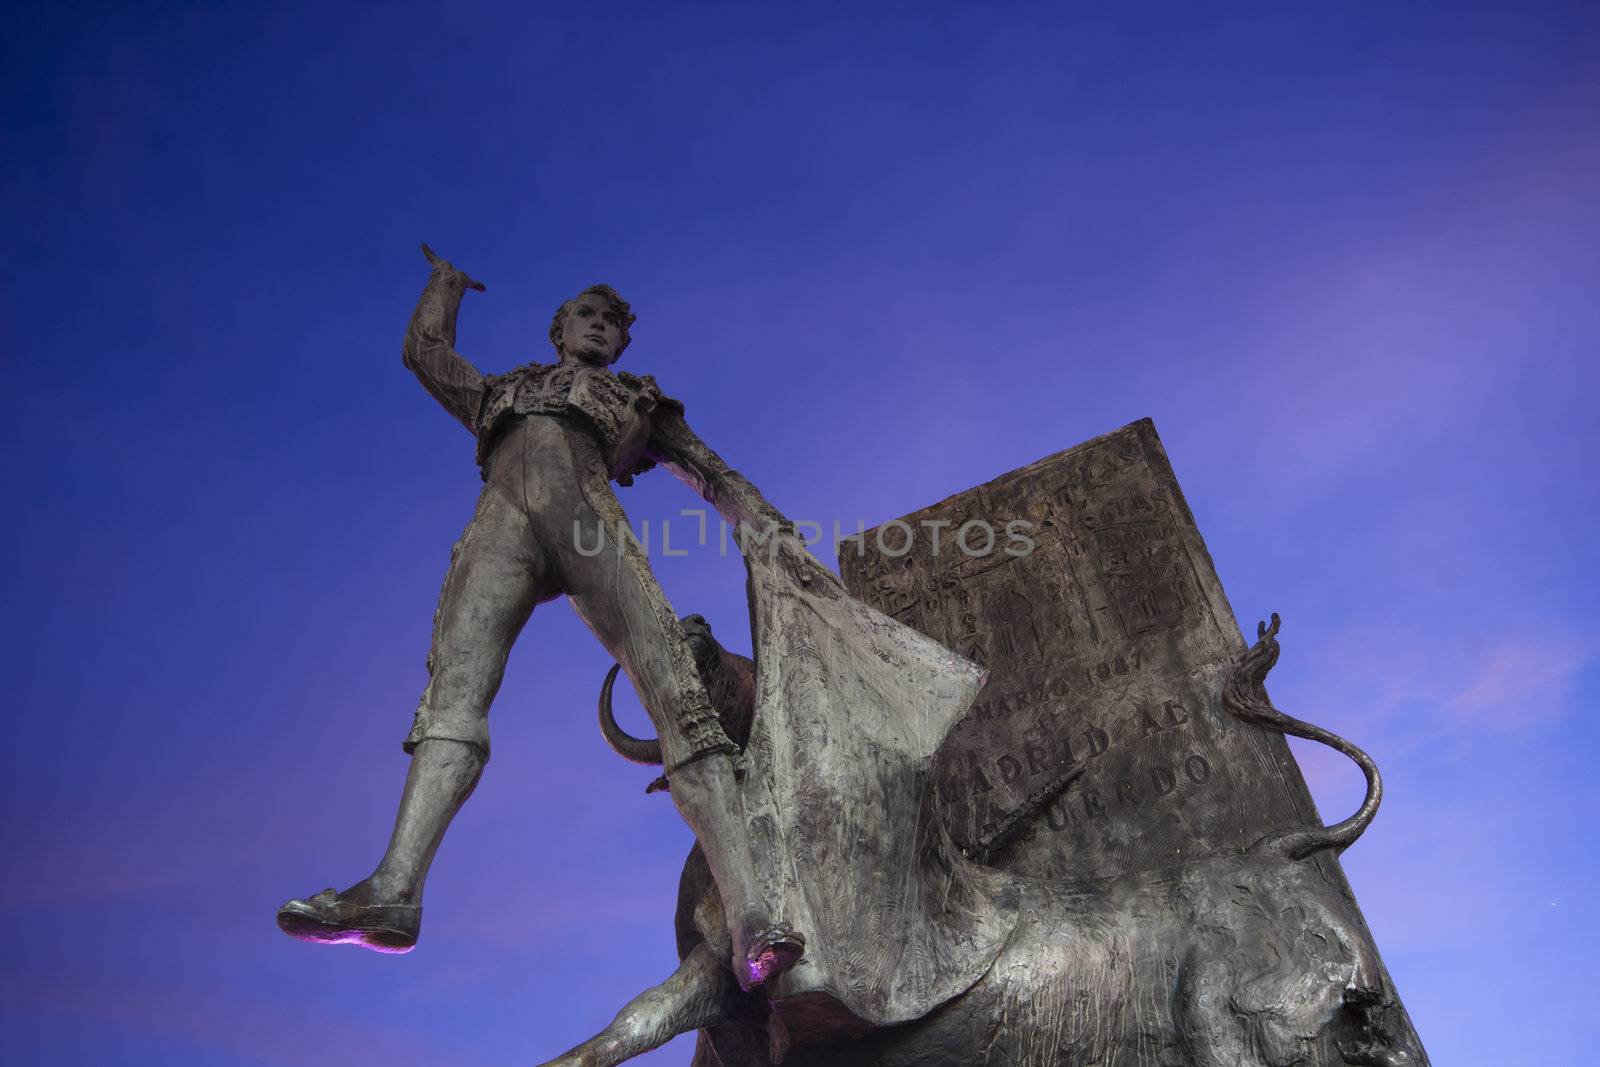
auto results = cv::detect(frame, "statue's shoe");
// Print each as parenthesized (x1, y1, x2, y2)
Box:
(276, 888, 420, 954)
(737, 925, 806, 991)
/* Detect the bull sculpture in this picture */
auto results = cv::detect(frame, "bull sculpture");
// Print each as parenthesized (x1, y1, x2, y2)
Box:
(546, 613, 1423, 1067)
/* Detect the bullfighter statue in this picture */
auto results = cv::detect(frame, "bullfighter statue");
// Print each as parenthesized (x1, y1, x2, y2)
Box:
(275, 254, 1429, 1065)
(276, 244, 807, 989)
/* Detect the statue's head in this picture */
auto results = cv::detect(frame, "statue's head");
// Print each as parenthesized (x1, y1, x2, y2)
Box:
(550, 284, 635, 366)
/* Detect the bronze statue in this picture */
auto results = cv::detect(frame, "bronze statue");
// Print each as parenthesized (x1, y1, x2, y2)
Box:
(276, 259, 1428, 1064)
(276, 245, 806, 988)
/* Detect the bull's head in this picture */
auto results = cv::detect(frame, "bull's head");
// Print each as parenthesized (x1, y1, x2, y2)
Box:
(597, 614, 757, 779)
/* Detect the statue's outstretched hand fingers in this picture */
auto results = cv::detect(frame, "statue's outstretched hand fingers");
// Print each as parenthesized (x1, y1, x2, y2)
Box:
(419, 242, 487, 292)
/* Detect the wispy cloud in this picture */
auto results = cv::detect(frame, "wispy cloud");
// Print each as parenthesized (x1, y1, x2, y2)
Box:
(1446, 635, 1592, 730)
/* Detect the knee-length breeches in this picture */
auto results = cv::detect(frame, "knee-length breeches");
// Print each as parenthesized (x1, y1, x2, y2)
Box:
(402, 415, 733, 771)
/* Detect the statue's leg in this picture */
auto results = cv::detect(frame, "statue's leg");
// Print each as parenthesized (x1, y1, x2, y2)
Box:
(278, 473, 550, 951)
(536, 941, 742, 1067)
(557, 475, 803, 990)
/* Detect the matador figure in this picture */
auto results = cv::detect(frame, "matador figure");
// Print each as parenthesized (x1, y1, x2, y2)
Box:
(276, 245, 806, 989)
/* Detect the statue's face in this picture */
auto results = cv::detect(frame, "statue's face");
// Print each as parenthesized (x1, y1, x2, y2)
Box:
(559, 292, 627, 366)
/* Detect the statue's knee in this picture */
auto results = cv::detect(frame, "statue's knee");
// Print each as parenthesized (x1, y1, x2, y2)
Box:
(404, 690, 492, 760)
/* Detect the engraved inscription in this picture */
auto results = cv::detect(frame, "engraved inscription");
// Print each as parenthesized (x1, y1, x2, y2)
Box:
(840, 419, 1316, 883)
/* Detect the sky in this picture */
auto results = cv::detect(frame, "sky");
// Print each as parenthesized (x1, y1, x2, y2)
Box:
(3, 2, 1597, 1064)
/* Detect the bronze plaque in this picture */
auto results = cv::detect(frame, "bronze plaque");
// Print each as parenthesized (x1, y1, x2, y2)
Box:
(839, 418, 1321, 882)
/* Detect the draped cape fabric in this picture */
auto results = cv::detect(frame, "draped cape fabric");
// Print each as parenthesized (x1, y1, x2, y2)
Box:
(738, 540, 1021, 1029)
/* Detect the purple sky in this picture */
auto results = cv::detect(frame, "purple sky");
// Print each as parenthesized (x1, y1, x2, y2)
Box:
(4, 3, 1597, 1064)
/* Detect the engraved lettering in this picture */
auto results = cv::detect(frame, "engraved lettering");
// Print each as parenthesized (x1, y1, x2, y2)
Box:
(835, 425, 1323, 888)
(1082, 790, 1107, 819)
(1183, 754, 1212, 784)
(1025, 743, 1049, 775)
(1139, 707, 1165, 737)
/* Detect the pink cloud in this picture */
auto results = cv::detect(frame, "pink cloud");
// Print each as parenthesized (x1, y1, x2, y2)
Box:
(1446, 635, 1592, 730)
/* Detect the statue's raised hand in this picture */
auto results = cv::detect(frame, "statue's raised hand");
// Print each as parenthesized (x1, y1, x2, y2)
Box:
(420, 242, 486, 292)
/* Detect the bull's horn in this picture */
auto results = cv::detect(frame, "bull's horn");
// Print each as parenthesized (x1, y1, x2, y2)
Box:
(598, 663, 664, 765)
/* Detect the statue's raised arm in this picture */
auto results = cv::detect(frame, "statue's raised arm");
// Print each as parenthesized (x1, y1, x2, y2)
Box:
(401, 243, 489, 434)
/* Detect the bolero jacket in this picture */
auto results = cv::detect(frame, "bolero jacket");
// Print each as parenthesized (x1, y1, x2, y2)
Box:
(400, 267, 789, 532)
(472, 362, 681, 484)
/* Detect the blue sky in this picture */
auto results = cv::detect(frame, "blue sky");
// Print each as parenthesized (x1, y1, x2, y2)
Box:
(3, 2, 1597, 1064)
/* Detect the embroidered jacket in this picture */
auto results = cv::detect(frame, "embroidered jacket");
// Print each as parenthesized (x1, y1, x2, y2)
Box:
(400, 267, 789, 531)
(465, 362, 678, 484)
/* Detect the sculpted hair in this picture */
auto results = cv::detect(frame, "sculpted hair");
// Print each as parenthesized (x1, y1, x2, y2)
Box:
(549, 284, 636, 362)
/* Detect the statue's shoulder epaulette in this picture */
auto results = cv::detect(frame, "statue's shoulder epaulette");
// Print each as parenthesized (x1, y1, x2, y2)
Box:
(619, 371, 685, 416)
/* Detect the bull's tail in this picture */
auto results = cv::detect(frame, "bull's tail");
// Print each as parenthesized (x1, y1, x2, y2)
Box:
(1223, 614, 1383, 860)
